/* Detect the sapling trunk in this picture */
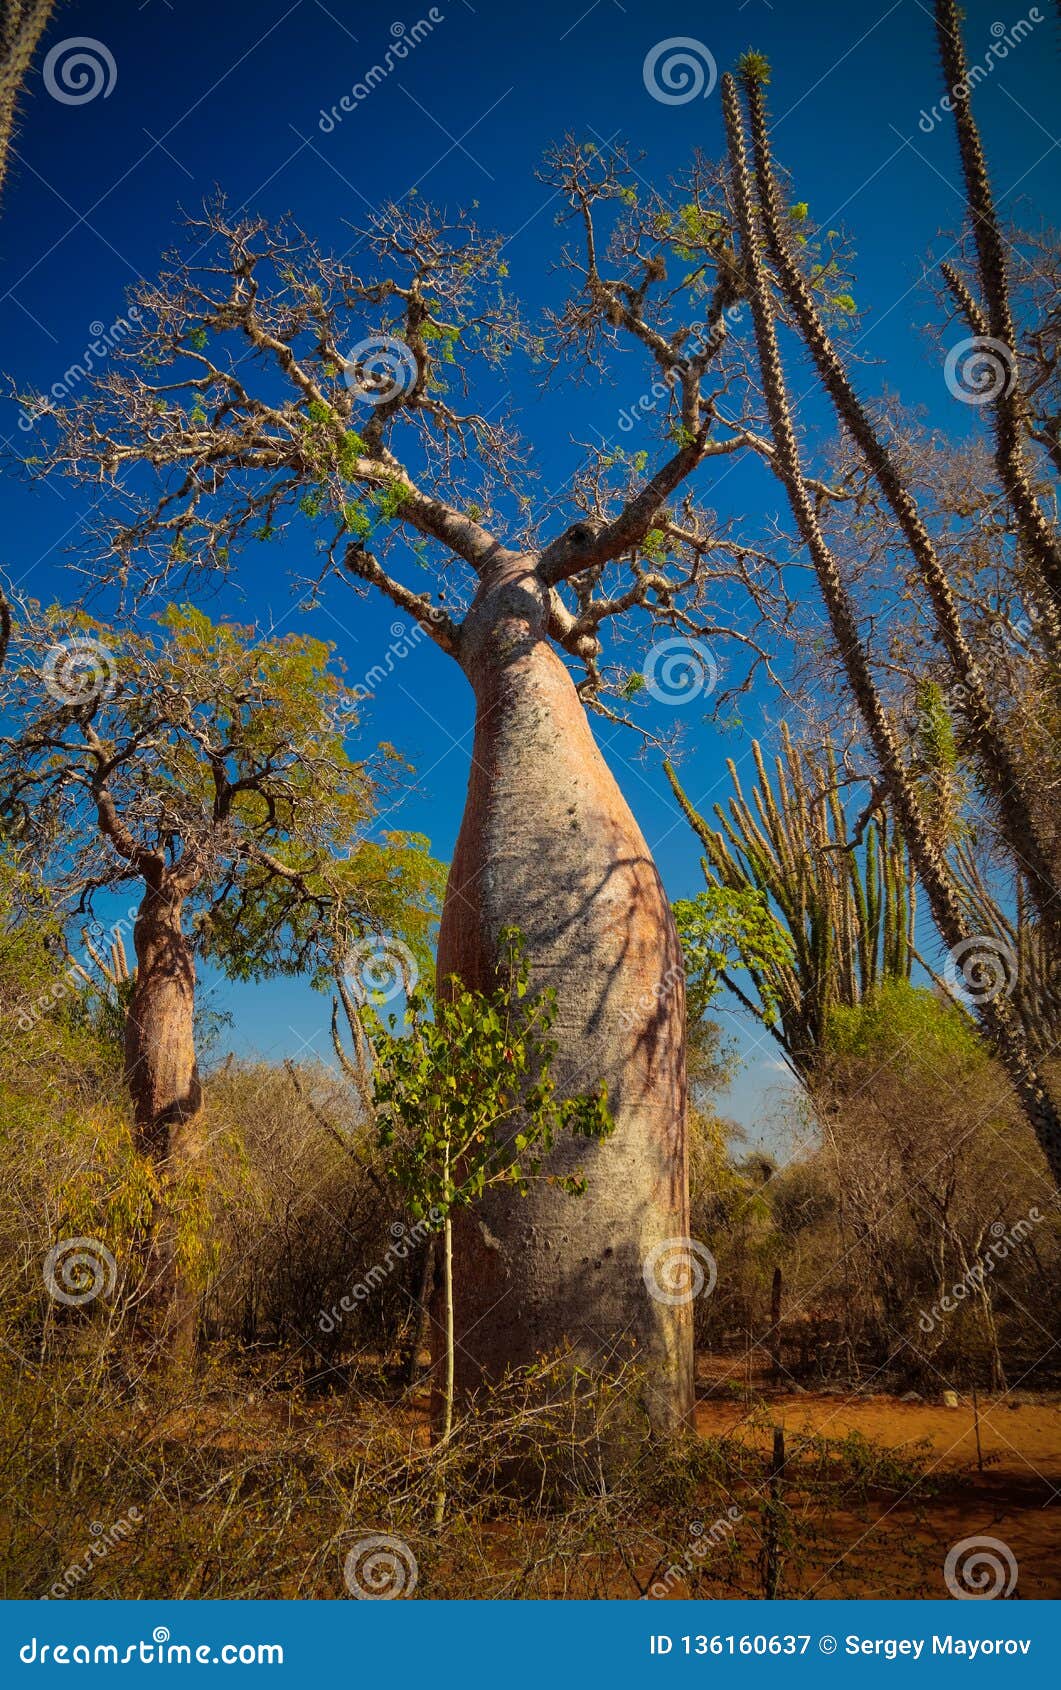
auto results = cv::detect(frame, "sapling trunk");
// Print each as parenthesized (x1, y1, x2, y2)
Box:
(443, 1215, 454, 1444)
(434, 1207, 455, 1529)
(403, 1235, 435, 1387)
(434, 1135, 455, 1528)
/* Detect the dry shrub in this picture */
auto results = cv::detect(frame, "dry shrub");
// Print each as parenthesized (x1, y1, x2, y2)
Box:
(199, 1061, 416, 1369)
(0, 1336, 937, 1599)
(0, 904, 1046, 1600)
(687, 985, 1060, 1389)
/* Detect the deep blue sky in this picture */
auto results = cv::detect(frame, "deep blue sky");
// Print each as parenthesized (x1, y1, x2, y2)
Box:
(2, 0, 1058, 1142)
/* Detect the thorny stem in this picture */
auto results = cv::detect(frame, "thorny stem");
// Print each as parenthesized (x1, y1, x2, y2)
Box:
(742, 70, 1060, 944)
(721, 71, 1061, 1184)
(933, 0, 1061, 608)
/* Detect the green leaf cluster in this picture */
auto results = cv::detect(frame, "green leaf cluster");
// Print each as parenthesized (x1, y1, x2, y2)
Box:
(674, 886, 793, 1025)
(370, 929, 613, 1220)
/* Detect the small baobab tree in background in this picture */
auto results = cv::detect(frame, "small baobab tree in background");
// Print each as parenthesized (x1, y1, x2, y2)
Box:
(370, 928, 614, 1519)
(668, 726, 916, 1088)
(0, 601, 441, 1353)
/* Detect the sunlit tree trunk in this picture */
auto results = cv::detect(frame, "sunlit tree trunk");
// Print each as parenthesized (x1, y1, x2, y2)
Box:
(436, 558, 693, 1439)
(125, 880, 203, 1364)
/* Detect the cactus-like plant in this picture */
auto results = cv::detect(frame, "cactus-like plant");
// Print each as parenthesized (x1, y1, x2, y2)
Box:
(668, 724, 915, 1083)
(721, 68, 1060, 1178)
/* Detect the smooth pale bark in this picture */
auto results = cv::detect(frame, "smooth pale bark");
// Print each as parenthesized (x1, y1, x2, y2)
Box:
(125, 883, 203, 1362)
(125, 886, 201, 1153)
(436, 557, 693, 1437)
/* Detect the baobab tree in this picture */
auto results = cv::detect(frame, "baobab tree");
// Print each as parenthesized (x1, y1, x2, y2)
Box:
(17, 184, 797, 1432)
(0, 602, 440, 1344)
(18, 4, 1059, 1421)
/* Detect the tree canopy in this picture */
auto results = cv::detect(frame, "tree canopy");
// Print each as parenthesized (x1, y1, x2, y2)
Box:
(0, 601, 443, 984)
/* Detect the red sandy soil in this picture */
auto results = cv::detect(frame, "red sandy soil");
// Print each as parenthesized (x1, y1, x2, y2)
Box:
(692, 1359, 1060, 1599)
(163, 1357, 1060, 1598)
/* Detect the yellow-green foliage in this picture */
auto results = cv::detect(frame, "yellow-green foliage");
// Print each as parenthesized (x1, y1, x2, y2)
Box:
(824, 977, 981, 1072)
(0, 851, 436, 1361)
(4, 603, 446, 990)
(0, 868, 153, 1316)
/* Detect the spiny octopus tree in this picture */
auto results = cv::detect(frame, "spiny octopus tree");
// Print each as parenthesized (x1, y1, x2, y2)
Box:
(19, 171, 798, 1432)
(0, 0, 63, 658)
(716, 17, 1060, 1181)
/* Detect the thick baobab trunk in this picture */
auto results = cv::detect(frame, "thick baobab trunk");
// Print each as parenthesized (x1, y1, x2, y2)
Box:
(125, 882, 203, 1362)
(436, 558, 693, 1438)
(125, 885, 202, 1153)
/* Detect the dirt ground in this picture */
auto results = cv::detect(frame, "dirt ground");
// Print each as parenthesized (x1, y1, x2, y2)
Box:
(149, 1354, 1061, 1598)
(692, 1356, 1061, 1598)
